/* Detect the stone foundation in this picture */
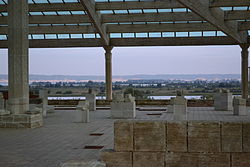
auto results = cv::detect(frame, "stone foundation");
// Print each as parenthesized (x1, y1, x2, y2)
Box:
(0, 113, 43, 128)
(102, 120, 250, 167)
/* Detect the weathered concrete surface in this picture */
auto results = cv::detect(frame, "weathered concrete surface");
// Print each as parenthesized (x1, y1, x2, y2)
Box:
(8, 0, 29, 114)
(214, 90, 233, 111)
(243, 122, 250, 152)
(233, 97, 247, 115)
(232, 153, 250, 167)
(221, 122, 242, 152)
(0, 113, 43, 128)
(134, 121, 165, 151)
(114, 121, 133, 151)
(188, 122, 221, 152)
(39, 90, 48, 117)
(101, 150, 132, 167)
(111, 93, 136, 119)
(166, 121, 187, 152)
(86, 93, 96, 111)
(165, 153, 230, 167)
(75, 101, 89, 123)
(133, 152, 165, 167)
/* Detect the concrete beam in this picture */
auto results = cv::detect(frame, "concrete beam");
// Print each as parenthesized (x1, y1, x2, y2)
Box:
(210, 0, 250, 7)
(80, 0, 109, 46)
(1, 21, 250, 34)
(110, 36, 240, 46)
(0, 36, 245, 48)
(1, 1, 250, 12)
(176, 0, 248, 43)
(0, 11, 249, 25)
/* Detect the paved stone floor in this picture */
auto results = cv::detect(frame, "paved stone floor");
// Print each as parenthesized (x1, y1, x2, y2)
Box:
(1, 107, 250, 167)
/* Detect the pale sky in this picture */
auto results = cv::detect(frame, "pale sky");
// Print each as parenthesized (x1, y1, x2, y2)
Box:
(0, 45, 246, 75)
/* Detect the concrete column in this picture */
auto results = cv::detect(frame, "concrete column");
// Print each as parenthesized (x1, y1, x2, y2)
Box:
(8, 0, 29, 114)
(241, 44, 249, 99)
(104, 46, 113, 101)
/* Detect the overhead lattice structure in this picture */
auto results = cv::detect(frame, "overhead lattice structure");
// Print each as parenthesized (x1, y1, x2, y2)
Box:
(0, 0, 250, 48)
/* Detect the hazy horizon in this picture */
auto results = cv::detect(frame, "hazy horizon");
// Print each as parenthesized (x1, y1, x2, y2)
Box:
(0, 45, 247, 75)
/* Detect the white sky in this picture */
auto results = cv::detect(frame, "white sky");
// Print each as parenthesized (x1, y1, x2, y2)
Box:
(0, 45, 245, 75)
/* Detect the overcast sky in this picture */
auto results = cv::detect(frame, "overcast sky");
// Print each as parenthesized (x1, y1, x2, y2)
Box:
(0, 45, 246, 75)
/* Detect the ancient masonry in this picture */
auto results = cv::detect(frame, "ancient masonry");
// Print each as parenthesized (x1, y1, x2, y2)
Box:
(102, 120, 250, 167)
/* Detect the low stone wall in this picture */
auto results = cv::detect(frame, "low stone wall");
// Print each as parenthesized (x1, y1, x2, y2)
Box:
(0, 114, 43, 128)
(101, 120, 250, 167)
(48, 99, 215, 107)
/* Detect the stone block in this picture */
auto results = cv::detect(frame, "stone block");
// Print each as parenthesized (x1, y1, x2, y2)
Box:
(114, 121, 133, 151)
(74, 110, 89, 123)
(214, 92, 233, 111)
(233, 98, 246, 115)
(39, 90, 48, 117)
(243, 122, 250, 152)
(167, 121, 187, 152)
(221, 122, 242, 152)
(124, 94, 135, 102)
(30, 114, 43, 123)
(0, 109, 10, 116)
(134, 121, 166, 151)
(165, 153, 230, 167)
(75, 101, 89, 123)
(188, 121, 221, 152)
(86, 94, 96, 111)
(232, 153, 250, 167)
(111, 102, 136, 119)
(101, 149, 132, 167)
(133, 152, 165, 167)
(113, 92, 124, 102)
(5, 122, 19, 128)
(0, 113, 43, 129)
(13, 114, 29, 123)
(1, 115, 14, 122)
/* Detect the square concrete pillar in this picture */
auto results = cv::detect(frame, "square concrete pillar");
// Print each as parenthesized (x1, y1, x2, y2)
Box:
(233, 97, 247, 116)
(39, 90, 48, 117)
(111, 93, 136, 119)
(75, 101, 89, 123)
(8, 0, 29, 114)
(214, 89, 233, 111)
(86, 93, 96, 111)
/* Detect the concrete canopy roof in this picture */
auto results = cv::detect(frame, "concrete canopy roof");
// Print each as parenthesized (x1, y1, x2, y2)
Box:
(0, 0, 250, 48)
